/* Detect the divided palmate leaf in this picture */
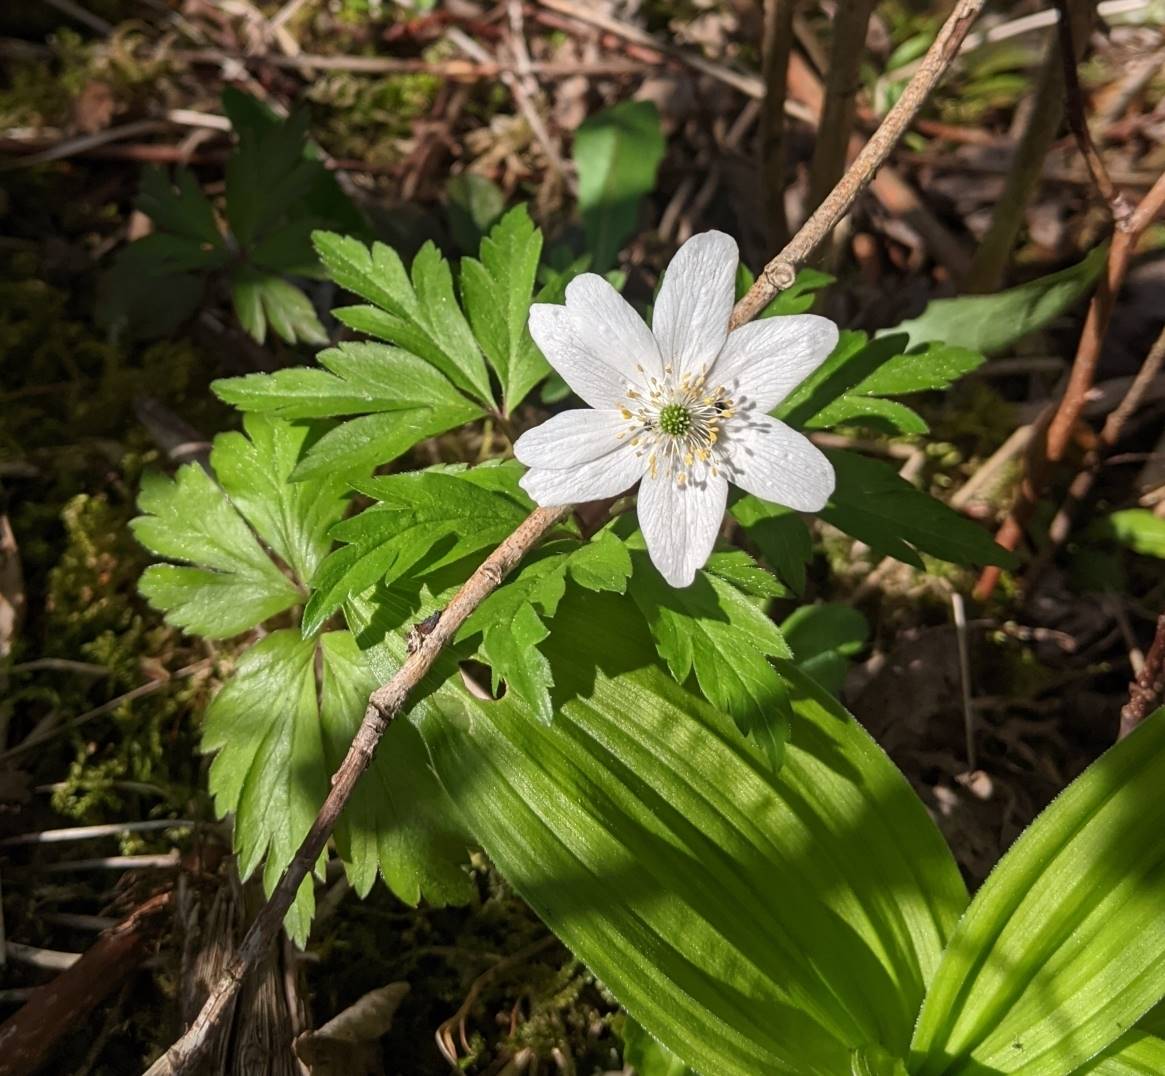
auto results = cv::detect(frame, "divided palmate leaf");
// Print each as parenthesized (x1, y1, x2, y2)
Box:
(628, 543, 795, 769)
(131, 417, 341, 638)
(303, 463, 534, 637)
(230, 268, 328, 346)
(457, 530, 633, 723)
(213, 341, 484, 479)
(312, 230, 495, 406)
(910, 707, 1165, 1075)
(459, 205, 548, 412)
(420, 587, 969, 1075)
(821, 449, 1016, 569)
(729, 494, 813, 593)
(776, 330, 985, 436)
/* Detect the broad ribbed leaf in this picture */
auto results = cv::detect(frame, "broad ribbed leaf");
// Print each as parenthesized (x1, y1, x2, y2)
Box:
(1078, 1031, 1165, 1075)
(910, 707, 1165, 1075)
(420, 588, 968, 1076)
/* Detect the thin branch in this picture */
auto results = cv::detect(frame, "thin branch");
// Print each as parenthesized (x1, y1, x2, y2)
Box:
(148, 3, 990, 1069)
(732, 0, 989, 327)
(1052, 0, 1134, 226)
(1119, 615, 1165, 740)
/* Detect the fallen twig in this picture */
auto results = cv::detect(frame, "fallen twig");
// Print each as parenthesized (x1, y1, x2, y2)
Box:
(144, 5, 990, 1071)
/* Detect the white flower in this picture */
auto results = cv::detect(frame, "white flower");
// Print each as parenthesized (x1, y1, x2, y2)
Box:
(514, 231, 839, 588)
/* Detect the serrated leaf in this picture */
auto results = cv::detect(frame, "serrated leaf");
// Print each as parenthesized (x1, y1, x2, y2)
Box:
(312, 231, 494, 406)
(885, 245, 1107, 355)
(702, 549, 787, 598)
(132, 464, 301, 638)
(137, 165, 222, 248)
(777, 331, 985, 436)
(210, 414, 349, 585)
(821, 449, 1016, 569)
(565, 527, 632, 594)
(303, 467, 532, 636)
(781, 603, 869, 695)
(231, 269, 328, 346)
(421, 587, 969, 1075)
(202, 630, 327, 945)
(628, 547, 793, 755)
(910, 707, 1165, 1075)
(573, 100, 665, 272)
(317, 630, 474, 905)
(729, 495, 813, 593)
(460, 205, 548, 411)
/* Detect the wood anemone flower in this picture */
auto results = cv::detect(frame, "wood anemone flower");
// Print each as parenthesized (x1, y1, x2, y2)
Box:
(514, 231, 839, 587)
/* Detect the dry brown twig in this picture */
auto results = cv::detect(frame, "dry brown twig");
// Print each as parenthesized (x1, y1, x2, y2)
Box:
(145, 4, 989, 1072)
(973, 4, 1165, 601)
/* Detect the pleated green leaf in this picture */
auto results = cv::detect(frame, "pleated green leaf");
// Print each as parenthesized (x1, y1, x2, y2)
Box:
(419, 588, 968, 1076)
(1078, 1031, 1165, 1075)
(910, 707, 1165, 1076)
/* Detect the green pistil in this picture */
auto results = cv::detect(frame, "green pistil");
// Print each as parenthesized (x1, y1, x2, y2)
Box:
(658, 403, 691, 437)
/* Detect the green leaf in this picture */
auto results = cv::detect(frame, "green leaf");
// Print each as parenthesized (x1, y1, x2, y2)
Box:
(312, 231, 494, 406)
(230, 269, 328, 346)
(303, 465, 533, 636)
(564, 527, 633, 594)
(573, 100, 665, 272)
(1079, 1031, 1165, 1075)
(214, 341, 484, 479)
(210, 414, 349, 585)
(623, 1016, 694, 1076)
(137, 165, 223, 248)
(910, 707, 1165, 1075)
(1095, 509, 1165, 559)
(884, 245, 1107, 355)
(777, 331, 985, 436)
(132, 465, 301, 638)
(317, 631, 474, 905)
(446, 172, 505, 252)
(781, 603, 869, 696)
(729, 495, 813, 593)
(628, 546, 794, 762)
(202, 630, 328, 945)
(821, 449, 1016, 569)
(421, 587, 969, 1075)
(459, 205, 548, 411)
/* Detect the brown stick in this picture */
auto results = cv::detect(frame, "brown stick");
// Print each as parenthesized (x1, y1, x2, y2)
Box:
(0, 892, 172, 1076)
(732, 0, 988, 327)
(1119, 615, 1165, 740)
(806, 0, 875, 214)
(760, 0, 796, 246)
(146, 3, 991, 1070)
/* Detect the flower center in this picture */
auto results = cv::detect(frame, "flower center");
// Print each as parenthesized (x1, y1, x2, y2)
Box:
(618, 363, 739, 488)
(658, 403, 692, 436)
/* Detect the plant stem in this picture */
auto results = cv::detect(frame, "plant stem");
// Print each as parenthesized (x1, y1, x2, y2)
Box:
(147, 3, 991, 1070)
(806, 0, 875, 214)
(1119, 615, 1165, 740)
(760, 0, 796, 246)
(732, 0, 989, 327)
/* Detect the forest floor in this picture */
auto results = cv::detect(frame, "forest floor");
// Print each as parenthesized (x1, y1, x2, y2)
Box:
(1, 1, 1164, 1073)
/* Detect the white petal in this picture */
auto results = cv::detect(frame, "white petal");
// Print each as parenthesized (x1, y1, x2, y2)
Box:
(710, 314, 840, 411)
(651, 231, 738, 379)
(519, 443, 645, 506)
(637, 471, 728, 588)
(514, 409, 627, 469)
(529, 304, 630, 409)
(564, 274, 663, 387)
(721, 415, 835, 512)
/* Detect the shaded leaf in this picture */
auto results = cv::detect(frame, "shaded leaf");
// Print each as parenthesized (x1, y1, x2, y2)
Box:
(447, 173, 505, 252)
(230, 269, 327, 346)
(573, 101, 665, 272)
(781, 603, 869, 696)
(729, 495, 813, 593)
